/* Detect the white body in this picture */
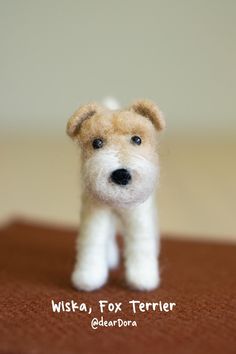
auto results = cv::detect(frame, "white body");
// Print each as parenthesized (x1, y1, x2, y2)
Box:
(71, 191, 160, 291)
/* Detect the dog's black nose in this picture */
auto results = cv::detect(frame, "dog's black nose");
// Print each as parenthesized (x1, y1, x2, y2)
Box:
(110, 168, 131, 186)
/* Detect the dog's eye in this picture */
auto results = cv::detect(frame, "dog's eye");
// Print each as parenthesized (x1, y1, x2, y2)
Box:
(92, 138, 103, 149)
(131, 135, 142, 145)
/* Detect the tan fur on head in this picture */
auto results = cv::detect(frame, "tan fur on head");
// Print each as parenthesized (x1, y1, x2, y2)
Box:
(66, 99, 165, 207)
(78, 110, 157, 157)
(67, 102, 106, 138)
(129, 99, 165, 131)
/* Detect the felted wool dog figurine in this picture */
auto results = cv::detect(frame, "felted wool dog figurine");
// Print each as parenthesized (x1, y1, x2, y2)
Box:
(66, 99, 165, 291)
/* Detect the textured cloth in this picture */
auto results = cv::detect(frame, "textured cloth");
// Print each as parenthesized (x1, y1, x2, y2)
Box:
(0, 221, 235, 354)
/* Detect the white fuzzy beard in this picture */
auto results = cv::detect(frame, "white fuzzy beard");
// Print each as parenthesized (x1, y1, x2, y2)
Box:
(82, 149, 159, 208)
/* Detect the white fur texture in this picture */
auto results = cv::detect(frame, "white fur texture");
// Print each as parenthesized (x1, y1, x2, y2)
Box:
(71, 193, 160, 291)
(119, 196, 160, 290)
(82, 148, 158, 208)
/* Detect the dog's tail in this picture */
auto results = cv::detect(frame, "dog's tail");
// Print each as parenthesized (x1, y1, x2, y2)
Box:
(102, 96, 120, 110)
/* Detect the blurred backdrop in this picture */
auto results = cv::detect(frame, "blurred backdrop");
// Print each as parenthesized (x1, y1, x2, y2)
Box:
(0, 0, 235, 241)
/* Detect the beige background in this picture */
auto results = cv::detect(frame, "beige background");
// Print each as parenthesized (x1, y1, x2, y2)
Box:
(0, 1, 235, 241)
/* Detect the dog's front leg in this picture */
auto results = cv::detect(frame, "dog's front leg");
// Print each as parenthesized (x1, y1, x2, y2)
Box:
(71, 199, 111, 291)
(121, 197, 160, 291)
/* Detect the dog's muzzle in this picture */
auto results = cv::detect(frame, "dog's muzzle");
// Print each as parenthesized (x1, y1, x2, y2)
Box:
(110, 168, 132, 186)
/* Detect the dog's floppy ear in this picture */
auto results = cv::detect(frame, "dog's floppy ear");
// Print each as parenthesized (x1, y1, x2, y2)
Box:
(129, 99, 165, 131)
(66, 102, 105, 138)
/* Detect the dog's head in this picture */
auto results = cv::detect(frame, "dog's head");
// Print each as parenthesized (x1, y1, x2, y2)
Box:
(67, 100, 165, 208)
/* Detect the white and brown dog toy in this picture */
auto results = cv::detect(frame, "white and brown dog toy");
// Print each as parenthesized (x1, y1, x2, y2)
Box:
(66, 99, 165, 291)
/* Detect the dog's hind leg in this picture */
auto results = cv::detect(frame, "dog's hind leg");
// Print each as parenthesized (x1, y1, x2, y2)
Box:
(107, 217, 119, 269)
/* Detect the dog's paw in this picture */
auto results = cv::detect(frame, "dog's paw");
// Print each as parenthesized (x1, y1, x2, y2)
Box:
(125, 263, 160, 291)
(71, 266, 108, 291)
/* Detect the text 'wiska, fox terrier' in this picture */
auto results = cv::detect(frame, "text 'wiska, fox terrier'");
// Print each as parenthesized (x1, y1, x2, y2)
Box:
(66, 99, 165, 291)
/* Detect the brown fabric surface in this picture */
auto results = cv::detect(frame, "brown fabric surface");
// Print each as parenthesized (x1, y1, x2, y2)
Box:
(0, 221, 235, 354)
